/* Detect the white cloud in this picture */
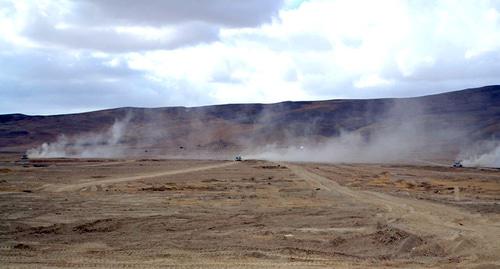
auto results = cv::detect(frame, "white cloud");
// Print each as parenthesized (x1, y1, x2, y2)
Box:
(0, 0, 500, 114)
(396, 50, 435, 77)
(354, 74, 393, 89)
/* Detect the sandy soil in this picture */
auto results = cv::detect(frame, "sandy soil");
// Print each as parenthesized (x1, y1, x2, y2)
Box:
(0, 157, 499, 268)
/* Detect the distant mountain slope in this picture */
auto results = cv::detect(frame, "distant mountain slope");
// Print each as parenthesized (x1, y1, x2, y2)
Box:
(1, 85, 499, 160)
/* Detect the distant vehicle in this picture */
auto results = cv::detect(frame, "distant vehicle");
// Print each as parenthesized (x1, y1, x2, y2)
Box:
(19, 154, 29, 165)
(452, 160, 463, 168)
(235, 156, 242, 161)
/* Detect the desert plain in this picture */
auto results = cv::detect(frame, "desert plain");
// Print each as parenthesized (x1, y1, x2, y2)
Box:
(0, 155, 499, 268)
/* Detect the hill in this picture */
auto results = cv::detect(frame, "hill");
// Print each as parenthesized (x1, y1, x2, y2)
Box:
(1, 85, 499, 162)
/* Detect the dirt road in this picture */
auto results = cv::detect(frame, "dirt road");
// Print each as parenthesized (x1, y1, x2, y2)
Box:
(1, 158, 499, 268)
(285, 162, 500, 266)
(43, 161, 236, 192)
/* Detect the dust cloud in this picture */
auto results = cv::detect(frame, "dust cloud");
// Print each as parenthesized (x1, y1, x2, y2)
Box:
(25, 98, 494, 166)
(462, 142, 500, 168)
(244, 99, 463, 164)
(245, 123, 454, 164)
(27, 115, 131, 158)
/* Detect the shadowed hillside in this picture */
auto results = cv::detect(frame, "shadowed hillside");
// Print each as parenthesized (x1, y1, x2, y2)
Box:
(1, 86, 499, 161)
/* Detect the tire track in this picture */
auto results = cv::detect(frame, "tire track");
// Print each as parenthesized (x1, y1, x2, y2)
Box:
(43, 161, 237, 192)
(284, 162, 500, 263)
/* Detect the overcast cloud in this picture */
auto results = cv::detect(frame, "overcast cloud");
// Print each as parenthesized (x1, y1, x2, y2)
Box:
(0, 0, 499, 115)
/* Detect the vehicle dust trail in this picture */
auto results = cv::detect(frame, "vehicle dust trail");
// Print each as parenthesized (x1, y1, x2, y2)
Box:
(26, 159, 136, 168)
(76, 159, 136, 167)
(414, 159, 449, 166)
(43, 161, 237, 192)
(284, 162, 500, 264)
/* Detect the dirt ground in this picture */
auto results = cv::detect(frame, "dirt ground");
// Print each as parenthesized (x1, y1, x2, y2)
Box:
(0, 156, 499, 268)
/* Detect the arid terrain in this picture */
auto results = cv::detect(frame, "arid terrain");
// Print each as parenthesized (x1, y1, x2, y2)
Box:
(2, 0, 500, 267)
(1, 155, 499, 268)
(2, 86, 499, 161)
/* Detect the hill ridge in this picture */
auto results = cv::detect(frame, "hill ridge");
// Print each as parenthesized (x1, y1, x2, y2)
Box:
(1, 85, 499, 162)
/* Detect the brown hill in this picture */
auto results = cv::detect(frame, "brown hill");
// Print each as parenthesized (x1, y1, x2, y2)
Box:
(1, 85, 499, 161)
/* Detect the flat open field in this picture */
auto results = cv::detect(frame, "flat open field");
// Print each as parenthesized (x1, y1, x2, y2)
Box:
(0, 157, 499, 268)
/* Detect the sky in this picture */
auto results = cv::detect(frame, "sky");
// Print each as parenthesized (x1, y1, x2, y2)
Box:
(1, 0, 500, 115)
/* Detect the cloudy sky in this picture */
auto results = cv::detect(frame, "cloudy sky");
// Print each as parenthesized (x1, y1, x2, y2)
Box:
(1, 0, 500, 115)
